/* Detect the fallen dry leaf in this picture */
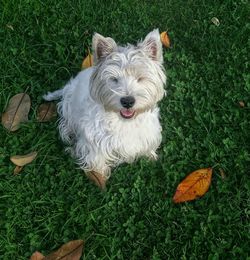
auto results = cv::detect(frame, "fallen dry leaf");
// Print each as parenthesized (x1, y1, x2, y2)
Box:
(86, 171, 107, 190)
(13, 166, 23, 175)
(30, 251, 45, 260)
(10, 151, 37, 167)
(239, 101, 245, 108)
(211, 17, 220, 26)
(81, 53, 93, 69)
(219, 168, 226, 179)
(160, 31, 170, 48)
(173, 168, 213, 203)
(1, 93, 31, 131)
(37, 102, 57, 122)
(44, 239, 84, 260)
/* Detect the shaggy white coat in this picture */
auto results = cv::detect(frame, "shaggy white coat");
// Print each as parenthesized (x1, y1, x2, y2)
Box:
(44, 29, 166, 178)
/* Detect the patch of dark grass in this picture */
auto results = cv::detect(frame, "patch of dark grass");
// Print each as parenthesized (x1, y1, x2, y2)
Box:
(0, 0, 249, 259)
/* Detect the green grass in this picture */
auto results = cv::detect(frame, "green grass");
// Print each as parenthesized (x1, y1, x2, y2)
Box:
(0, 0, 249, 259)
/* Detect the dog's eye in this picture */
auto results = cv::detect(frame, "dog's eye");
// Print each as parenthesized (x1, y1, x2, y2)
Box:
(111, 77, 118, 83)
(137, 77, 145, 82)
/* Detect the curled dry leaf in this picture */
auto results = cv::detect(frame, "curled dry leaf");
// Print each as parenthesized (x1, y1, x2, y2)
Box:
(81, 53, 93, 69)
(173, 168, 213, 203)
(211, 17, 220, 26)
(37, 102, 57, 122)
(30, 251, 45, 260)
(86, 171, 107, 190)
(160, 31, 170, 48)
(44, 239, 84, 260)
(10, 151, 37, 167)
(1, 93, 31, 131)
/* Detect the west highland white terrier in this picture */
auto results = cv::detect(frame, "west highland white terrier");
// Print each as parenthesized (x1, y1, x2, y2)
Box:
(43, 29, 166, 188)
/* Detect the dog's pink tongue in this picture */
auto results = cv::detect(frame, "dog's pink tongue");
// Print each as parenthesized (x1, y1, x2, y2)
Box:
(120, 109, 135, 118)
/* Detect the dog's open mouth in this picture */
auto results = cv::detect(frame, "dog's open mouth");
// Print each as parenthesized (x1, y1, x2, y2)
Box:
(120, 109, 135, 119)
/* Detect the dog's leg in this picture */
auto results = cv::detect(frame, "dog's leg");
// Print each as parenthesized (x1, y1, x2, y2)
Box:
(147, 150, 158, 161)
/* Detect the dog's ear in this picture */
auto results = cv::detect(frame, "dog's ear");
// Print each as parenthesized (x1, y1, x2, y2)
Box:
(92, 33, 117, 62)
(138, 29, 163, 63)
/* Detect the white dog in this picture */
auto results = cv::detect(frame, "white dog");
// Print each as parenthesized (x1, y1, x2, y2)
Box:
(43, 29, 166, 188)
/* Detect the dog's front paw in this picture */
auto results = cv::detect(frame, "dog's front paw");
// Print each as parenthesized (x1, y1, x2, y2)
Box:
(148, 151, 158, 161)
(85, 171, 107, 190)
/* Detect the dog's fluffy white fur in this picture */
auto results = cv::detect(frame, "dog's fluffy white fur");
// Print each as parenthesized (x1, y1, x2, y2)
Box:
(44, 29, 166, 179)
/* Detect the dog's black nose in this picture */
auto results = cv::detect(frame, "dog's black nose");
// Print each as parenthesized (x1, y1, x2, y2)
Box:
(120, 96, 135, 108)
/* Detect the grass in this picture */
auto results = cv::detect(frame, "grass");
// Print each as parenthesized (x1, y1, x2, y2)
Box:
(0, 0, 249, 259)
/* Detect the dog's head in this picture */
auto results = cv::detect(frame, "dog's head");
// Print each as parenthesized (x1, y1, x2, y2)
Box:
(90, 29, 166, 119)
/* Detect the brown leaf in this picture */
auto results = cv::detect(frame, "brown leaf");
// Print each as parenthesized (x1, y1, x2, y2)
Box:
(30, 251, 45, 260)
(10, 151, 38, 167)
(37, 102, 57, 122)
(85, 171, 107, 190)
(173, 168, 213, 203)
(239, 101, 245, 107)
(44, 240, 84, 260)
(1, 93, 31, 131)
(160, 31, 170, 48)
(81, 53, 93, 69)
(13, 165, 23, 175)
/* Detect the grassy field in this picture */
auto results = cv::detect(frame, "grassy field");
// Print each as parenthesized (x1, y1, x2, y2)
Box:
(0, 0, 249, 259)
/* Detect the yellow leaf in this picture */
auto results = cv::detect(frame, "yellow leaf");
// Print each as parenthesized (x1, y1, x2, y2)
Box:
(81, 53, 93, 69)
(1, 93, 31, 131)
(160, 31, 170, 48)
(173, 168, 212, 203)
(10, 151, 38, 167)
